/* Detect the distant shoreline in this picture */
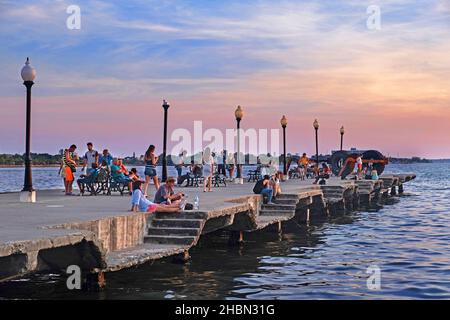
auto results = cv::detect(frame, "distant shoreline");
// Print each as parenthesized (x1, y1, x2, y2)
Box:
(0, 164, 61, 168)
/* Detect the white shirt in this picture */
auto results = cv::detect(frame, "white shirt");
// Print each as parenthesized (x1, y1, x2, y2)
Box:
(84, 150, 98, 167)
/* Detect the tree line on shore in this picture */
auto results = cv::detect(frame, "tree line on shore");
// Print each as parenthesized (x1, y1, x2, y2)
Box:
(0, 152, 434, 166)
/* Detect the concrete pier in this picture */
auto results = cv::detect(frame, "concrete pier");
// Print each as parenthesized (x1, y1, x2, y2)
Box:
(0, 173, 416, 283)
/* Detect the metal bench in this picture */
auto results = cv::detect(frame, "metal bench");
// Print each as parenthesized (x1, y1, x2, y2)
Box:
(247, 168, 261, 182)
(212, 173, 227, 187)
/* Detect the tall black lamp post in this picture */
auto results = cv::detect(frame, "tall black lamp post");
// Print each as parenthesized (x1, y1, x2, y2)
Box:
(280, 115, 288, 177)
(340, 126, 345, 151)
(235, 106, 244, 184)
(20, 58, 36, 202)
(313, 119, 319, 176)
(161, 99, 170, 183)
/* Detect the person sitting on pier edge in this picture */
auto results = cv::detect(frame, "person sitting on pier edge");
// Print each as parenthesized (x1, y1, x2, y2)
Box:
(77, 163, 99, 195)
(154, 176, 184, 205)
(110, 158, 132, 192)
(270, 171, 282, 198)
(131, 181, 181, 213)
(253, 175, 274, 204)
(313, 162, 331, 185)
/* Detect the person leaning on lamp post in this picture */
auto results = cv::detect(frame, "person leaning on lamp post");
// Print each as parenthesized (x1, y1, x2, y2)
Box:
(130, 181, 181, 213)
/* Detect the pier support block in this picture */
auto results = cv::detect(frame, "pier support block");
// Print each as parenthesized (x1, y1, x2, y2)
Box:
(228, 231, 244, 246)
(172, 250, 191, 264)
(83, 271, 106, 291)
(266, 221, 282, 234)
(390, 186, 397, 196)
(297, 208, 310, 224)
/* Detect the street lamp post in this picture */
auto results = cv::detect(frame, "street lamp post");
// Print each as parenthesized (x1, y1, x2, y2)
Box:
(162, 99, 170, 183)
(340, 126, 345, 151)
(280, 115, 288, 177)
(20, 58, 37, 203)
(313, 119, 319, 176)
(235, 106, 244, 184)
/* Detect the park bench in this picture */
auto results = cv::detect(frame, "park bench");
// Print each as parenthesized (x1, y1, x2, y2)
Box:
(212, 173, 227, 187)
(108, 175, 130, 196)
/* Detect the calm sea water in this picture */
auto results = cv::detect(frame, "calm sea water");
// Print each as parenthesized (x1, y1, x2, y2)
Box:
(1, 163, 450, 299)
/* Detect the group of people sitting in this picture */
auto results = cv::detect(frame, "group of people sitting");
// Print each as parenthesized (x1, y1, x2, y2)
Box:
(131, 177, 184, 214)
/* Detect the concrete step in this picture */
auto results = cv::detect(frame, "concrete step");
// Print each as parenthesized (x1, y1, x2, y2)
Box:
(260, 209, 295, 216)
(148, 227, 200, 236)
(273, 198, 298, 205)
(151, 218, 203, 229)
(144, 235, 196, 245)
(275, 194, 300, 200)
(154, 211, 208, 220)
(261, 203, 296, 211)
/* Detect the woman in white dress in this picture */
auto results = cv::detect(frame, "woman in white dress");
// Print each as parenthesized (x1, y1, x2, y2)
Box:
(203, 148, 215, 192)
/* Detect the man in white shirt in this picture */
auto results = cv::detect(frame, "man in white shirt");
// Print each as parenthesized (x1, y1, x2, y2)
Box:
(82, 142, 99, 174)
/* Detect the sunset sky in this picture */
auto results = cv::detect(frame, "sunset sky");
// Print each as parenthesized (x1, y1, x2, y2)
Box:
(1, 0, 449, 158)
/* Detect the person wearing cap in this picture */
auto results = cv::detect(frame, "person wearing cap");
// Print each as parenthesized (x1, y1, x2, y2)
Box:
(154, 176, 184, 205)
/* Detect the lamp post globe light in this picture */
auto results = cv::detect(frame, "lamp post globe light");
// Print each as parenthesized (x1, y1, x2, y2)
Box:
(235, 105, 244, 184)
(280, 115, 288, 178)
(161, 99, 170, 183)
(20, 58, 37, 203)
(340, 125, 345, 151)
(313, 119, 319, 176)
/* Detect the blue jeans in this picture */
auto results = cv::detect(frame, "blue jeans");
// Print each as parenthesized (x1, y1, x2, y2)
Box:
(261, 188, 273, 203)
(176, 166, 183, 177)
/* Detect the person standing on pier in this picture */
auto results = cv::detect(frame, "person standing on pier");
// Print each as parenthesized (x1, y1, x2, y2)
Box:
(62, 144, 78, 196)
(226, 152, 235, 181)
(82, 142, 98, 175)
(216, 150, 225, 176)
(143, 145, 160, 197)
(203, 148, 215, 192)
(356, 156, 363, 179)
(175, 150, 186, 178)
(298, 153, 309, 180)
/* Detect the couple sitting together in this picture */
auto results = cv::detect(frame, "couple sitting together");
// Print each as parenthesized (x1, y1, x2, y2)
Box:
(131, 177, 184, 213)
(253, 174, 282, 205)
